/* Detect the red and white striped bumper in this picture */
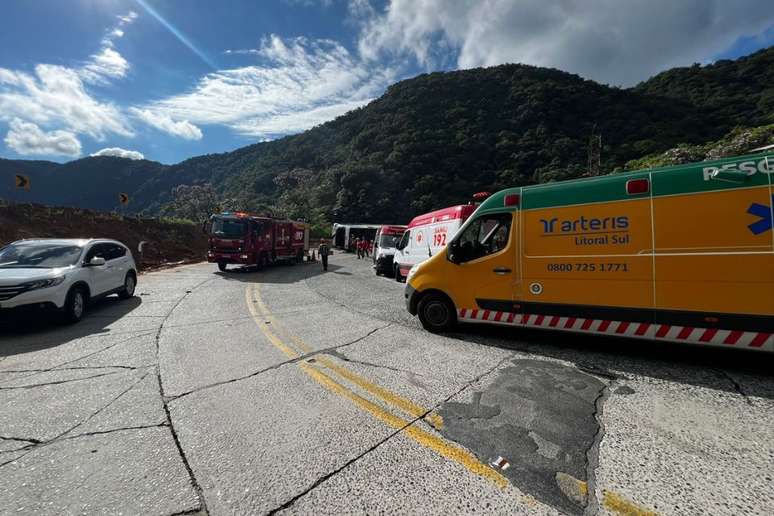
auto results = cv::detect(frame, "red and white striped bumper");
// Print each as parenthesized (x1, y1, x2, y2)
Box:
(457, 308, 773, 352)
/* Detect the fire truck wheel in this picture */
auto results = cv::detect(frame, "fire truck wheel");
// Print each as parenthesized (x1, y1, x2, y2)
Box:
(417, 293, 456, 333)
(217, 262, 227, 272)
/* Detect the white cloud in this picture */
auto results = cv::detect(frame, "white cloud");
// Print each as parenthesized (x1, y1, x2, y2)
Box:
(129, 108, 203, 140)
(138, 35, 396, 138)
(91, 147, 145, 160)
(355, 0, 774, 86)
(4, 118, 82, 157)
(0, 10, 137, 159)
(0, 63, 132, 140)
(80, 47, 130, 83)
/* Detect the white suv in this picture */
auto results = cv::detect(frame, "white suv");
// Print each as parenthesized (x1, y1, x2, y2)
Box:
(0, 239, 138, 323)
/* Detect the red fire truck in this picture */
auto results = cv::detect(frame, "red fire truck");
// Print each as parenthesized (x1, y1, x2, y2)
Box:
(205, 212, 310, 272)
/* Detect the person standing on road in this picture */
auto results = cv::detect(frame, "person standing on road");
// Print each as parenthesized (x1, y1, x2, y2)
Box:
(318, 239, 330, 271)
(355, 238, 362, 259)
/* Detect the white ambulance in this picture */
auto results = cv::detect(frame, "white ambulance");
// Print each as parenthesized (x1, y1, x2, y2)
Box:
(393, 204, 477, 282)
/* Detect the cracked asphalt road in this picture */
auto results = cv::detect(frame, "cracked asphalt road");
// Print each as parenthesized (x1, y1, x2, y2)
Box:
(1, 254, 772, 515)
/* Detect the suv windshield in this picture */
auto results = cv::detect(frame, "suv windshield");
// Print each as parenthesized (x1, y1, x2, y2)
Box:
(379, 234, 401, 248)
(0, 243, 83, 269)
(211, 218, 247, 239)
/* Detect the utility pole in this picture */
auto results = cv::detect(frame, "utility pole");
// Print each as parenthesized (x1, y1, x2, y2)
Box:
(588, 124, 602, 176)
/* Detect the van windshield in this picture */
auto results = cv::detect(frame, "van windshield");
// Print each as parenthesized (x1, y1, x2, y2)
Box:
(211, 218, 247, 239)
(379, 234, 401, 248)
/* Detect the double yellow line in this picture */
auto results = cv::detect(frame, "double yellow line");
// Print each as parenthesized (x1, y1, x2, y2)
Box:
(245, 283, 659, 515)
(245, 284, 509, 488)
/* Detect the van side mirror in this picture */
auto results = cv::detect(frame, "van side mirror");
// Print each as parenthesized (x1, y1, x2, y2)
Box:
(447, 241, 460, 264)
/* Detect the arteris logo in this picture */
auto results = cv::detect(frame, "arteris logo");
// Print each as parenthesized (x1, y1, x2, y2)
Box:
(747, 195, 774, 235)
(539, 215, 629, 234)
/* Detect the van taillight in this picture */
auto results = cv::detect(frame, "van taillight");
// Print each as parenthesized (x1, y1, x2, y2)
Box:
(626, 179, 649, 195)
(504, 194, 520, 207)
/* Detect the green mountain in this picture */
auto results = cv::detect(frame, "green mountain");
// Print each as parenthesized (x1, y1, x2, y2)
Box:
(1, 46, 772, 228)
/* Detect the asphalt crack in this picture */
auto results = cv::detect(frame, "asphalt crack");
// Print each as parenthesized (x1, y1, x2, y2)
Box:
(0, 436, 42, 445)
(268, 354, 513, 514)
(154, 277, 213, 516)
(583, 380, 613, 516)
(167, 324, 393, 402)
(0, 330, 156, 386)
(0, 370, 153, 467)
(324, 349, 427, 378)
(715, 369, 753, 406)
(0, 370, 128, 390)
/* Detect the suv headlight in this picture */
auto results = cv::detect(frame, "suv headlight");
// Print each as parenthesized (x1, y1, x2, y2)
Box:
(23, 276, 66, 291)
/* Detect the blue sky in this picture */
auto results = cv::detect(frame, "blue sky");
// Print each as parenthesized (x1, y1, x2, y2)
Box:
(0, 0, 772, 165)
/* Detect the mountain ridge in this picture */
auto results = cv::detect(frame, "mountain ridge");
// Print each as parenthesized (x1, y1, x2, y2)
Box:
(1, 46, 772, 225)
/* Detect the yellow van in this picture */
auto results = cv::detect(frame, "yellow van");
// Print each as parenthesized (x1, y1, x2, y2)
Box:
(405, 153, 774, 352)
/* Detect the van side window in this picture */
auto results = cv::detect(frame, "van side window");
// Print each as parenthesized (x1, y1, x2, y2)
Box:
(397, 231, 410, 250)
(455, 214, 512, 262)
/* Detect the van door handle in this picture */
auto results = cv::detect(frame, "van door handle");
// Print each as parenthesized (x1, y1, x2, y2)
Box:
(493, 267, 511, 274)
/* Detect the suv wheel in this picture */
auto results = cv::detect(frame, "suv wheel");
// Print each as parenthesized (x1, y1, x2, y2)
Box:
(119, 272, 136, 299)
(417, 293, 456, 333)
(218, 262, 227, 272)
(64, 286, 88, 323)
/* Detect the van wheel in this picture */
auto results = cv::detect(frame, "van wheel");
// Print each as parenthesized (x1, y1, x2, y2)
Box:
(394, 266, 403, 282)
(218, 262, 227, 272)
(418, 293, 456, 333)
(63, 286, 88, 323)
(118, 272, 136, 299)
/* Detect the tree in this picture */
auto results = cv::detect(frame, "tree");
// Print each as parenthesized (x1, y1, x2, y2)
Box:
(162, 184, 220, 222)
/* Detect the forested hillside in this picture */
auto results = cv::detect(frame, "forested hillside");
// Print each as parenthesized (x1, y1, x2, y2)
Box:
(1, 46, 772, 228)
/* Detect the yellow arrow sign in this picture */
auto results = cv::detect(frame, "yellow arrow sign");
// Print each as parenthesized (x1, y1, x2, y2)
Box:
(118, 193, 130, 205)
(15, 174, 30, 190)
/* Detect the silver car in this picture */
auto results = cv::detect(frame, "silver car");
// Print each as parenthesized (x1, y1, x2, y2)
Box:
(0, 239, 138, 323)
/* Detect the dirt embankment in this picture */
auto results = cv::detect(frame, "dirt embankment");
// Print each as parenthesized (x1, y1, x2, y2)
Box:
(0, 202, 207, 270)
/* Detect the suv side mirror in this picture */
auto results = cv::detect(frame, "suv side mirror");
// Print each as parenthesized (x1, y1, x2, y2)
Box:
(87, 257, 106, 267)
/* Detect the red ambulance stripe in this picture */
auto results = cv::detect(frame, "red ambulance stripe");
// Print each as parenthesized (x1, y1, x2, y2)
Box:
(564, 317, 577, 329)
(482, 310, 490, 321)
(494, 311, 503, 322)
(470, 309, 478, 320)
(749, 333, 770, 348)
(597, 320, 611, 332)
(534, 315, 545, 326)
(459, 308, 467, 319)
(549, 316, 561, 327)
(655, 325, 670, 338)
(506, 312, 515, 324)
(634, 323, 649, 336)
(580, 319, 593, 331)
(676, 327, 694, 340)
(698, 328, 718, 343)
(615, 322, 630, 334)
(723, 330, 743, 345)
